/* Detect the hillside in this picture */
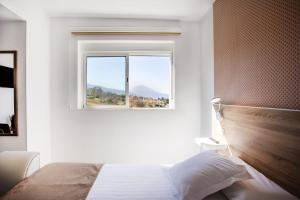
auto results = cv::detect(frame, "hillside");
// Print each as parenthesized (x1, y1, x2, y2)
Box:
(86, 84, 169, 108)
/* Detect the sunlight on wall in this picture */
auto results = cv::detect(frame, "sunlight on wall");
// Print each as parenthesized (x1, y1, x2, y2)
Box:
(211, 104, 226, 144)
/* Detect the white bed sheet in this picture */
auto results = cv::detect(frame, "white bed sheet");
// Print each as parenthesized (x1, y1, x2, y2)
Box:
(86, 164, 228, 200)
(86, 164, 180, 200)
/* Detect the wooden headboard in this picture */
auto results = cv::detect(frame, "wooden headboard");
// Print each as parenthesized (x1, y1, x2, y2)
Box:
(217, 105, 300, 197)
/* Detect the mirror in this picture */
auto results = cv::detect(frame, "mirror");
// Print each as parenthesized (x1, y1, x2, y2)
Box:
(0, 51, 17, 136)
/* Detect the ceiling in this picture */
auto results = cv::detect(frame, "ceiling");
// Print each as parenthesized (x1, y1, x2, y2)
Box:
(0, 4, 22, 21)
(1, 0, 213, 21)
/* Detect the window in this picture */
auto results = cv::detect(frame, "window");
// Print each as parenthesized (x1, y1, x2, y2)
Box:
(82, 53, 174, 109)
(86, 56, 126, 108)
(129, 56, 171, 108)
(78, 40, 175, 110)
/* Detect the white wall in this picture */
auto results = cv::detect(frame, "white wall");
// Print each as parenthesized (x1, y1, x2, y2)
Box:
(25, 13, 51, 166)
(0, 0, 214, 165)
(50, 18, 205, 164)
(199, 9, 214, 137)
(0, 1, 52, 165)
(0, 21, 27, 150)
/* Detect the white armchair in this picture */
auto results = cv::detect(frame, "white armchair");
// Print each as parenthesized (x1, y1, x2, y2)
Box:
(0, 151, 40, 196)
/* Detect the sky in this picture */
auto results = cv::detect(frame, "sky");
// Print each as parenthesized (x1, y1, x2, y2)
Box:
(87, 56, 125, 90)
(87, 56, 171, 94)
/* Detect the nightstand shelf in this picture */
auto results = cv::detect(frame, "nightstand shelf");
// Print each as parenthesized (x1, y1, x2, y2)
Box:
(194, 137, 228, 151)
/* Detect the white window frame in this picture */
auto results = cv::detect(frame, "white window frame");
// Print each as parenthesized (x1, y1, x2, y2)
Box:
(81, 51, 175, 110)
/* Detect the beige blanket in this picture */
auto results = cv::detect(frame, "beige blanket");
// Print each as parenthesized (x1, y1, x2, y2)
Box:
(1, 163, 102, 200)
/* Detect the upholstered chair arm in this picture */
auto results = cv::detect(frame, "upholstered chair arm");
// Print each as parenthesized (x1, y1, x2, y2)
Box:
(0, 151, 40, 196)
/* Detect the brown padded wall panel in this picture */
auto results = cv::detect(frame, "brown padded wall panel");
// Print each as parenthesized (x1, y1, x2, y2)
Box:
(214, 0, 300, 110)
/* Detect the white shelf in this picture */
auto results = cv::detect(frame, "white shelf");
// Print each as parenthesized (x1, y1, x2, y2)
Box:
(194, 137, 228, 151)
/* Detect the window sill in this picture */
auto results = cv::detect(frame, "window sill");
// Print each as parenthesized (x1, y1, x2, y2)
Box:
(77, 106, 175, 111)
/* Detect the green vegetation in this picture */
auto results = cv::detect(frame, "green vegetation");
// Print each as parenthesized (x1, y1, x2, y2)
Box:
(129, 96, 169, 108)
(87, 87, 169, 108)
(87, 87, 125, 106)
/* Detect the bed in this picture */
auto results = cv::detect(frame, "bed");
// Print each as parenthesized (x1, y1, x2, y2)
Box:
(1, 104, 299, 200)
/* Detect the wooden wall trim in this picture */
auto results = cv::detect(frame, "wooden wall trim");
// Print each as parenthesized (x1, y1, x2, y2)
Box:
(71, 31, 181, 36)
(217, 104, 300, 197)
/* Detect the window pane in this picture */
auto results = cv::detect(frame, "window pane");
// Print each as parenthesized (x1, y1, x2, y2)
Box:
(129, 56, 171, 108)
(86, 56, 126, 108)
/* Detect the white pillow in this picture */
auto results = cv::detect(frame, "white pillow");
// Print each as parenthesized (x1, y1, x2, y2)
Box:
(168, 151, 251, 200)
(223, 156, 298, 200)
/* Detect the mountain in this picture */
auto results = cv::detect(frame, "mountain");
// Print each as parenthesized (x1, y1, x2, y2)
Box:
(87, 83, 125, 95)
(130, 85, 168, 99)
(87, 83, 168, 99)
